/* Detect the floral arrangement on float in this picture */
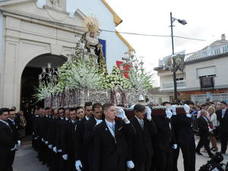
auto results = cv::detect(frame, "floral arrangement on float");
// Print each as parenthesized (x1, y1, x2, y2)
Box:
(35, 17, 153, 107)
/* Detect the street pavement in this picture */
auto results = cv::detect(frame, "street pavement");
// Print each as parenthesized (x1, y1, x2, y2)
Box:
(13, 143, 48, 171)
(13, 140, 228, 171)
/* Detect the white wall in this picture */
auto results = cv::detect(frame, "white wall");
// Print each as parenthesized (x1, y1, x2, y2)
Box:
(37, 0, 129, 72)
(185, 57, 228, 89)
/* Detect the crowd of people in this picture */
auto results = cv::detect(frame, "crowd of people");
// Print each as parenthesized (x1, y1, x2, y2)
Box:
(0, 99, 228, 171)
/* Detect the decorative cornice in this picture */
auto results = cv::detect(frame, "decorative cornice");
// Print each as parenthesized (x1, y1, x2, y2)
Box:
(0, 8, 85, 34)
(101, 0, 122, 26)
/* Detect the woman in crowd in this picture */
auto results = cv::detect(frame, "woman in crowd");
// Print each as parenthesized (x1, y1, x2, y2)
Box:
(207, 106, 219, 152)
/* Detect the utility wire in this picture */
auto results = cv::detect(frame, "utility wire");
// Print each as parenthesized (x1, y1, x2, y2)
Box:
(1, 9, 206, 42)
(101, 29, 206, 41)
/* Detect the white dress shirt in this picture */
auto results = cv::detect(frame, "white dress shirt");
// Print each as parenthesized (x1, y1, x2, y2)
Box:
(135, 116, 144, 129)
(95, 118, 103, 125)
(105, 119, 115, 137)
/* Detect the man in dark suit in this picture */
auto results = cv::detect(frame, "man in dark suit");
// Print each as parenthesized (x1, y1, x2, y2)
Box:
(58, 108, 78, 171)
(129, 104, 157, 171)
(7, 109, 21, 168)
(152, 103, 176, 171)
(216, 101, 228, 154)
(83, 103, 103, 171)
(65, 108, 78, 171)
(0, 108, 15, 171)
(172, 104, 196, 171)
(75, 102, 93, 171)
(92, 103, 135, 171)
(195, 109, 213, 158)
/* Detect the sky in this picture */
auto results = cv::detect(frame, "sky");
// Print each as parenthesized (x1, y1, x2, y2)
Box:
(107, 0, 228, 86)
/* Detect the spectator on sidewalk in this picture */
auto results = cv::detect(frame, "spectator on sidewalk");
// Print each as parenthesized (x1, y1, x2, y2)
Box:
(207, 106, 218, 152)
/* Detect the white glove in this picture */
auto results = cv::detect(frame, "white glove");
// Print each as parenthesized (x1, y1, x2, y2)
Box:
(172, 144, 178, 149)
(96, 119, 103, 125)
(171, 105, 177, 115)
(186, 114, 192, 118)
(34, 136, 38, 140)
(184, 104, 190, 114)
(11, 145, 17, 151)
(16, 140, 21, 150)
(53, 146, 57, 153)
(62, 154, 68, 160)
(58, 149, 63, 153)
(17, 140, 21, 146)
(126, 160, 135, 169)
(116, 107, 127, 119)
(209, 128, 213, 132)
(145, 106, 152, 121)
(75, 160, 83, 171)
(48, 144, 53, 149)
(116, 107, 130, 124)
(41, 138, 45, 142)
(45, 141, 48, 145)
(166, 109, 173, 119)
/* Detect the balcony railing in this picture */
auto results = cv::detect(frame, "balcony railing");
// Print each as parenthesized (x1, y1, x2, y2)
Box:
(161, 80, 186, 89)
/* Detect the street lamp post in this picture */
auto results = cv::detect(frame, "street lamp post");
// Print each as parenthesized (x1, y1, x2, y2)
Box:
(170, 12, 187, 102)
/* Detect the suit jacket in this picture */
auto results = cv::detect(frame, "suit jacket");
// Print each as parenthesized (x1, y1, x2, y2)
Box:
(60, 119, 78, 156)
(75, 117, 89, 161)
(129, 117, 157, 164)
(216, 109, 228, 133)
(0, 121, 14, 151)
(55, 118, 66, 150)
(59, 119, 71, 153)
(92, 120, 134, 171)
(197, 116, 210, 137)
(171, 115, 195, 145)
(67, 121, 78, 157)
(47, 117, 57, 146)
(7, 119, 20, 145)
(32, 115, 39, 138)
(153, 115, 176, 152)
(84, 117, 102, 171)
(84, 117, 97, 146)
(0, 121, 15, 170)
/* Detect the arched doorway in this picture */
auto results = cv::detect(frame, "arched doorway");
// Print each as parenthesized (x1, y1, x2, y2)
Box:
(21, 54, 67, 135)
(21, 53, 67, 108)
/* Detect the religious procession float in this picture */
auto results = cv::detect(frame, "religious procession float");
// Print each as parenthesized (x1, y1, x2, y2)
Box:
(35, 16, 153, 108)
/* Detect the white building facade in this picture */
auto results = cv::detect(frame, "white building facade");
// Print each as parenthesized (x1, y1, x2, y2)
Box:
(0, 0, 133, 109)
(155, 34, 228, 103)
